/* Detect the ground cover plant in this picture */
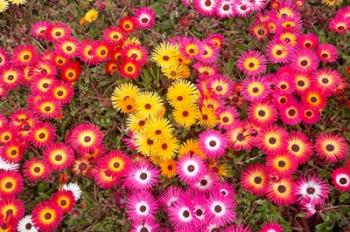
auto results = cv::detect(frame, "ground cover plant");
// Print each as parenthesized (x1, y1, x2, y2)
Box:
(0, 0, 350, 231)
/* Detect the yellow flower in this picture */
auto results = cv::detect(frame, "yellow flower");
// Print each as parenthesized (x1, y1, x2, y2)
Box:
(111, 83, 140, 113)
(166, 79, 199, 108)
(84, 9, 98, 22)
(197, 106, 218, 128)
(322, 0, 342, 6)
(8, 0, 25, 5)
(172, 104, 200, 129)
(153, 136, 179, 161)
(178, 139, 205, 159)
(143, 117, 173, 141)
(162, 64, 191, 80)
(152, 42, 180, 69)
(0, 0, 9, 13)
(123, 37, 141, 46)
(135, 91, 163, 118)
(135, 134, 157, 157)
(159, 159, 177, 178)
(126, 113, 149, 133)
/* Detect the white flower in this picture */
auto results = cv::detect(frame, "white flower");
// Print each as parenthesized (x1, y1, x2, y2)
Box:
(17, 215, 38, 232)
(62, 182, 82, 201)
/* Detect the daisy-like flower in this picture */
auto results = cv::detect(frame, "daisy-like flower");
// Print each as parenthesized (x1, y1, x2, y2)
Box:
(331, 167, 350, 192)
(293, 72, 311, 94)
(250, 22, 269, 41)
(178, 139, 205, 159)
(30, 76, 55, 95)
(92, 40, 110, 63)
(193, 171, 218, 192)
(51, 190, 75, 213)
(30, 21, 50, 40)
(121, 44, 148, 66)
(197, 40, 219, 64)
(0, 0, 9, 13)
(295, 175, 329, 205)
(291, 48, 319, 73)
(301, 105, 321, 125)
(48, 81, 74, 104)
(0, 156, 19, 171)
(8, 0, 26, 5)
(98, 150, 131, 178)
(241, 164, 268, 196)
(33, 97, 62, 119)
(143, 117, 173, 141)
(316, 43, 338, 63)
(259, 222, 284, 232)
(1, 141, 25, 163)
(248, 101, 278, 126)
(11, 45, 38, 67)
(134, 7, 156, 29)
(0, 48, 8, 68)
(68, 123, 103, 153)
(153, 136, 179, 161)
(17, 215, 39, 232)
(199, 129, 228, 158)
(91, 167, 119, 189)
(193, 0, 216, 16)
(119, 58, 142, 79)
(124, 161, 159, 191)
(279, 102, 302, 125)
(329, 16, 349, 34)
(206, 192, 235, 227)
(237, 50, 267, 77)
(217, 107, 240, 129)
(24, 158, 50, 182)
(311, 69, 342, 96)
(126, 191, 158, 222)
(265, 39, 293, 63)
(298, 33, 319, 49)
(135, 91, 163, 118)
(207, 75, 234, 98)
(176, 154, 207, 184)
(103, 26, 126, 46)
(322, 0, 343, 7)
(287, 131, 313, 165)
(111, 83, 140, 114)
(215, 0, 235, 18)
(166, 79, 199, 108)
(60, 60, 82, 83)
(267, 177, 296, 206)
(0, 197, 25, 221)
(80, 8, 98, 24)
(267, 153, 298, 177)
(119, 16, 137, 33)
(43, 143, 75, 171)
(152, 42, 180, 69)
(130, 218, 159, 232)
(162, 63, 191, 80)
(0, 66, 23, 90)
(226, 123, 254, 151)
(62, 183, 82, 201)
(46, 21, 72, 43)
(257, 125, 288, 156)
(126, 113, 148, 133)
(207, 33, 225, 50)
(241, 76, 271, 102)
(28, 122, 56, 148)
(179, 37, 202, 60)
(0, 170, 23, 197)
(31, 201, 63, 232)
(159, 186, 184, 211)
(315, 132, 348, 163)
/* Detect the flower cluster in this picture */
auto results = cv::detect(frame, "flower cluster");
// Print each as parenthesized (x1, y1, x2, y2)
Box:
(329, 6, 350, 34)
(180, 0, 269, 18)
(0, 0, 26, 13)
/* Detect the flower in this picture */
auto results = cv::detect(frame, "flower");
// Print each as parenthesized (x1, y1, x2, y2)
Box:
(315, 132, 348, 163)
(0, 0, 9, 13)
(67, 123, 103, 153)
(331, 167, 350, 192)
(0, 170, 23, 197)
(241, 164, 268, 196)
(17, 215, 39, 232)
(237, 50, 267, 77)
(8, 0, 26, 5)
(31, 201, 63, 232)
(295, 175, 329, 205)
(176, 154, 206, 184)
(134, 7, 156, 29)
(267, 177, 296, 206)
(125, 191, 158, 222)
(198, 129, 228, 158)
(80, 9, 98, 25)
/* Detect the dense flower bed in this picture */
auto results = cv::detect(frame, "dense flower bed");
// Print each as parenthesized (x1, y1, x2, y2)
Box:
(0, 0, 349, 231)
